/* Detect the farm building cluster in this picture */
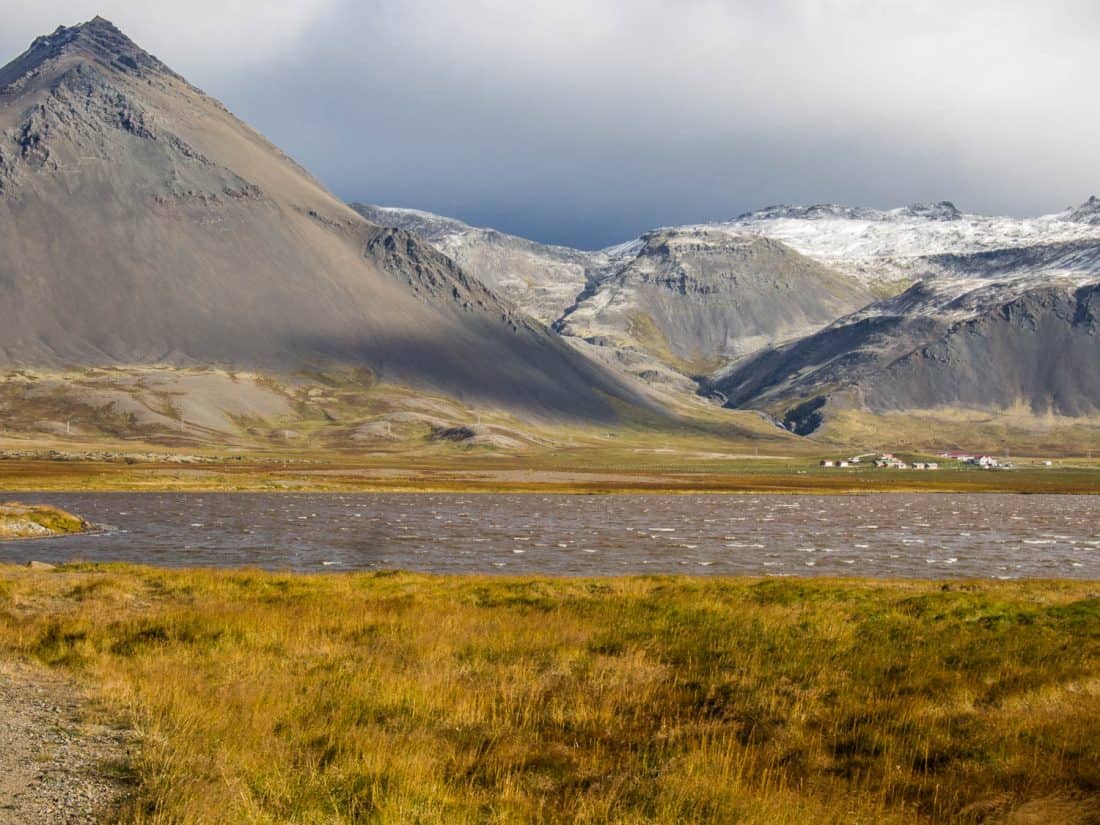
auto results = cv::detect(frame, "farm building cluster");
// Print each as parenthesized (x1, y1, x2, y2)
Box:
(819, 452, 1014, 470)
(937, 452, 1015, 469)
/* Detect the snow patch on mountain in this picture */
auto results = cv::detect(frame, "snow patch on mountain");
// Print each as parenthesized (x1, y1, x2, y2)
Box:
(710, 199, 1100, 287)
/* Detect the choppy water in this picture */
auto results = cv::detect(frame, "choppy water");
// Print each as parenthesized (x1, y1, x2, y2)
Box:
(1, 493, 1097, 579)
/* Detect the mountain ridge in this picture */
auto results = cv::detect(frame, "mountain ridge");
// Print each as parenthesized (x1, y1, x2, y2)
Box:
(354, 204, 876, 390)
(359, 199, 1100, 436)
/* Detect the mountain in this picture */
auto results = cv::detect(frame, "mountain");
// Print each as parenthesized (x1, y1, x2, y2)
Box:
(556, 227, 874, 379)
(352, 195, 1100, 441)
(0, 18, 642, 421)
(705, 204, 1100, 434)
(708, 280, 1100, 428)
(355, 207, 875, 388)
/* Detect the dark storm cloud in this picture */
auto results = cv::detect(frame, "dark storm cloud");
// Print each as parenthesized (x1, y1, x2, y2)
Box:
(4, 1, 1099, 247)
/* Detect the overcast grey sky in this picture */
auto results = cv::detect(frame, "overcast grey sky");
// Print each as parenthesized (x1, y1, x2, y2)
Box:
(3, 0, 1098, 248)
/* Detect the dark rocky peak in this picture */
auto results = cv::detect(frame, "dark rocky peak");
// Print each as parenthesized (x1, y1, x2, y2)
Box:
(898, 201, 961, 221)
(1, 17, 173, 91)
(1066, 196, 1100, 225)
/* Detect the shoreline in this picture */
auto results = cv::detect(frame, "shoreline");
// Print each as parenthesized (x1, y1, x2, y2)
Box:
(2, 484, 1098, 495)
(7, 562, 1098, 584)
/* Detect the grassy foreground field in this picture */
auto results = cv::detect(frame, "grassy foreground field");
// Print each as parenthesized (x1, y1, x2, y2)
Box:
(1, 566, 1097, 823)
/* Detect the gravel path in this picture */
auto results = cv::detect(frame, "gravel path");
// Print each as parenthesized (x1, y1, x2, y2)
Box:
(0, 662, 134, 824)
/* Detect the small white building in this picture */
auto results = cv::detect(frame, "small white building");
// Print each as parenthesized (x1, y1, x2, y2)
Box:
(875, 455, 908, 469)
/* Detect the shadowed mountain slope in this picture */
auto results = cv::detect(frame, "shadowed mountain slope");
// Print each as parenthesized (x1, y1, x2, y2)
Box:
(708, 278, 1100, 432)
(0, 18, 643, 420)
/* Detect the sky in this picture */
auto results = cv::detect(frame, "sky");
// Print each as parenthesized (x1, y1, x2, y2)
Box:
(2, 0, 1098, 249)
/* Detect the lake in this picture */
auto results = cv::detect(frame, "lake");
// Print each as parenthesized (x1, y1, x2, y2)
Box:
(1, 492, 1097, 578)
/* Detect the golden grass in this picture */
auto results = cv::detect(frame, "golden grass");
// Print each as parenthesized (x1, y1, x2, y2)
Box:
(0, 567, 1097, 823)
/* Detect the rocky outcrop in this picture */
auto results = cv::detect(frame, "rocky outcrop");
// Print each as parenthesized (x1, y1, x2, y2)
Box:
(0, 503, 88, 539)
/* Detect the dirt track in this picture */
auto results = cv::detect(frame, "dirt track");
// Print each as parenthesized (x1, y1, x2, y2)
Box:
(0, 662, 132, 824)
